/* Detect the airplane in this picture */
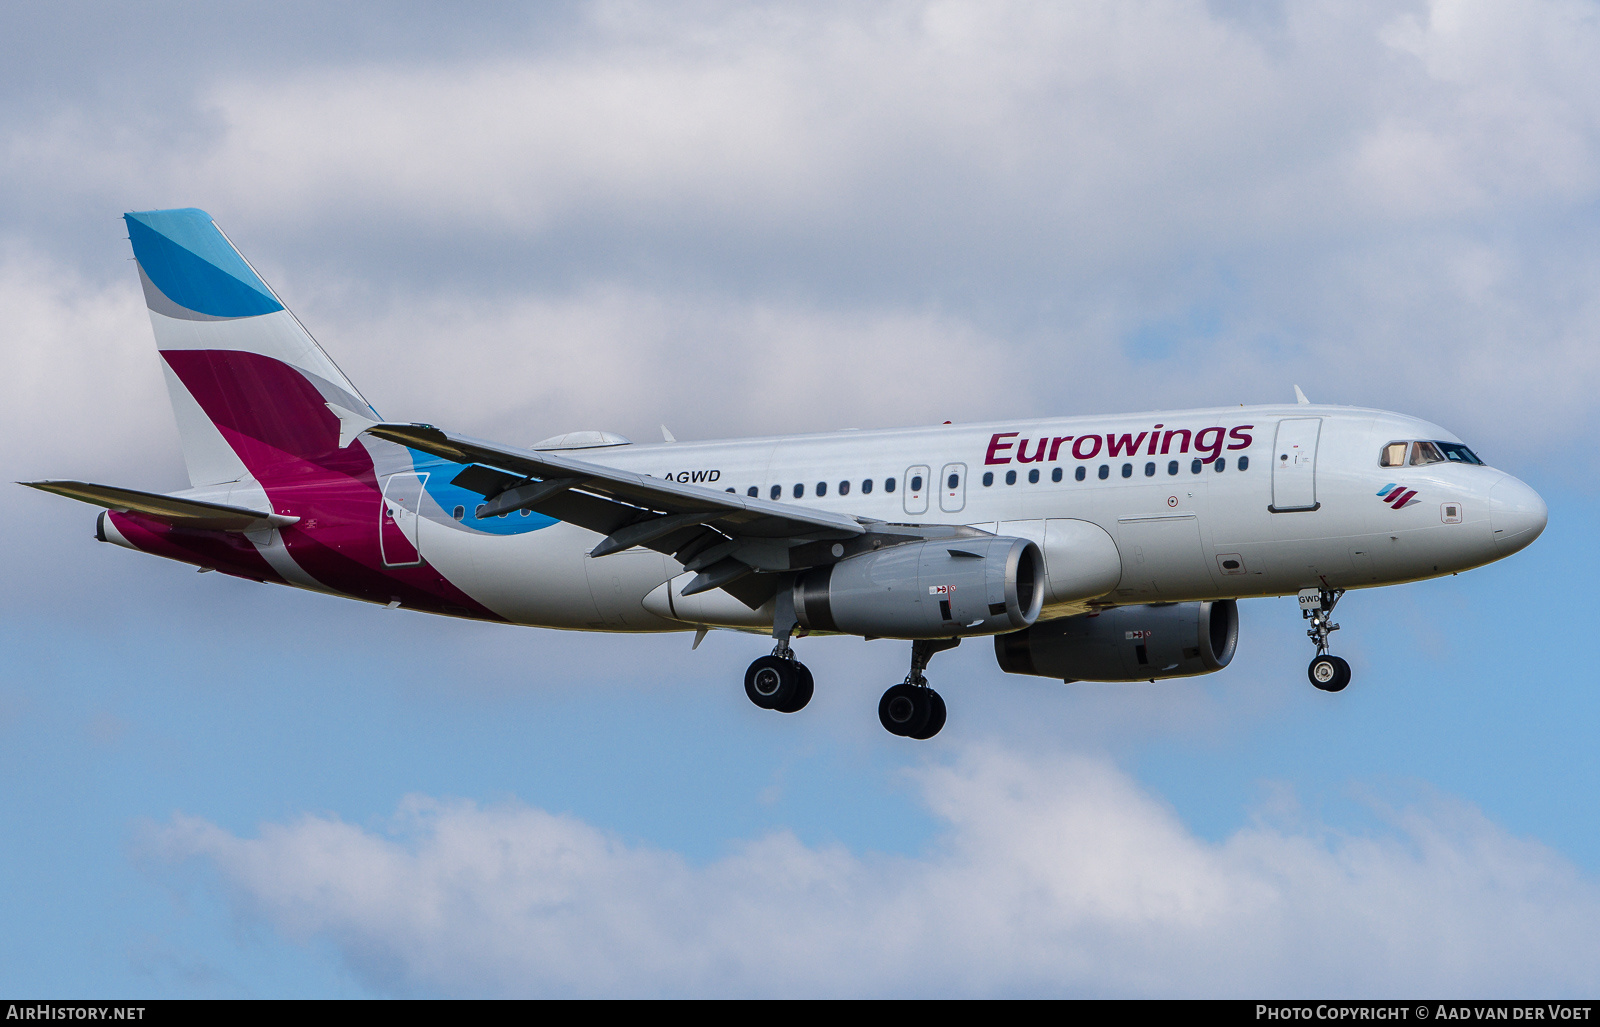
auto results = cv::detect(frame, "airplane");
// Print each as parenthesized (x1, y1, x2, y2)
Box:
(23, 209, 1549, 739)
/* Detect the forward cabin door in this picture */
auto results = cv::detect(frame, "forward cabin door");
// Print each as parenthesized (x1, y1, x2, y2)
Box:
(1271, 418, 1321, 512)
(380, 472, 427, 566)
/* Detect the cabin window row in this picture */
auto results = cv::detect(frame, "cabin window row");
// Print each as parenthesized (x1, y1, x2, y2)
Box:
(461, 505, 535, 520)
(981, 457, 1248, 486)
(717, 478, 899, 500)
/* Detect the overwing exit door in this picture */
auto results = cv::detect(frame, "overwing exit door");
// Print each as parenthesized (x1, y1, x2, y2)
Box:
(1270, 418, 1321, 512)
(903, 465, 930, 515)
(939, 462, 967, 513)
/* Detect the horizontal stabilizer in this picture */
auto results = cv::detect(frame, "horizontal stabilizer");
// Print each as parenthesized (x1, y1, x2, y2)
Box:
(20, 480, 299, 533)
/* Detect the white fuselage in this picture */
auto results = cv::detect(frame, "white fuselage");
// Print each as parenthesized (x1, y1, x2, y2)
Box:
(402, 403, 1545, 633)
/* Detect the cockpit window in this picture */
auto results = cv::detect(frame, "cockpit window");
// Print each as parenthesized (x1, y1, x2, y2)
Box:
(1381, 440, 1485, 467)
(1436, 442, 1483, 465)
(1410, 441, 1445, 465)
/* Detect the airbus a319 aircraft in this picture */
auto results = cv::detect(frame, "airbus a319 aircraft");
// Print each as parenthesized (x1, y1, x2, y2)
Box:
(26, 210, 1549, 739)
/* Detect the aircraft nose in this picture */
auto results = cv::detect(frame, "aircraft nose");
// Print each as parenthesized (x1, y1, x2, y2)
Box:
(1489, 475, 1548, 556)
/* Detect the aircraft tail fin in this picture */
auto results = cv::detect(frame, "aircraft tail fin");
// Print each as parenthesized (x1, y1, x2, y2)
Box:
(124, 208, 379, 486)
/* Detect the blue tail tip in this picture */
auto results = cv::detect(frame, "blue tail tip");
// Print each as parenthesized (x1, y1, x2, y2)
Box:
(124, 208, 282, 319)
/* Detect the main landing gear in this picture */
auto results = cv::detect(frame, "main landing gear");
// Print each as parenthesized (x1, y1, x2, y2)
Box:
(878, 638, 957, 740)
(743, 587, 813, 714)
(742, 586, 955, 737)
(1302, 587, 1351, 692)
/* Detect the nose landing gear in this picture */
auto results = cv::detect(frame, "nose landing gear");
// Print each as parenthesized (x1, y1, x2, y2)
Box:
(1301, 587, 1351, 692)
(879, 638, 957, 739)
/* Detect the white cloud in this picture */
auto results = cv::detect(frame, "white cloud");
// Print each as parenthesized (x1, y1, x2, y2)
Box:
(8, 0, 1600, 467)
(0, 244, 175, 480)
(149, 744, 1600, 997)
(318, 284, 1013, 443)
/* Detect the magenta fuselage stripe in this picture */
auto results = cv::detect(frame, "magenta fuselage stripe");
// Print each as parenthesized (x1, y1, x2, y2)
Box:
(109, 510, 287, 584)
(143, 348, 503, 621)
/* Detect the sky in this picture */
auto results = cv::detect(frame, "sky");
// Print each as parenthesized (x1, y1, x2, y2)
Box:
(2, 0, 1598, 998)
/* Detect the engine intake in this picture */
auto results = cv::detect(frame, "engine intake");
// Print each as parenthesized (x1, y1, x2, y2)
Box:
(796, 536, 1043, 639)
(994, 600, 1238, 682)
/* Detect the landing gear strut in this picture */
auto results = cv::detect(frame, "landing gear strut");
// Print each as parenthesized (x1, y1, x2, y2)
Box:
(744, 582, 813, 714)
(1301, 587, 1351, 692)
(879, 638, 957, 739)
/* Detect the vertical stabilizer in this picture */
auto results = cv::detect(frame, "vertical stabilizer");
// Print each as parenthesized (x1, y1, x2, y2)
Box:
(124, 209, 378, 486)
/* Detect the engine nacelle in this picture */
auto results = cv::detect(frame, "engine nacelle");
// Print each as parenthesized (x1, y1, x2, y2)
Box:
(796, 537, 1044, 639)
(994, 600, 1239, 682)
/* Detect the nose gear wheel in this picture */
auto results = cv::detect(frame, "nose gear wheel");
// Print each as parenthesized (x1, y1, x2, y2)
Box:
(1308, 654, 1351, 692)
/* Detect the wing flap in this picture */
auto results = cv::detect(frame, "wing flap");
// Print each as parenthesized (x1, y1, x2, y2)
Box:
(21, 480, 298, 533)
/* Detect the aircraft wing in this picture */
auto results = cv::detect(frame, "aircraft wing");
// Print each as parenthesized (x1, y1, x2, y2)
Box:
(20, 480, 298, 533)
(367, 423, 868, 601)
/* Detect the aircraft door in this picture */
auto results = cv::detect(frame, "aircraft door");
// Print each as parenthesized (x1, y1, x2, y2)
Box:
(1270, 418, 1322, 512)
(380, 472, 427, 566)
(939, 462, 967, 513)
(904, 465, 930, 515)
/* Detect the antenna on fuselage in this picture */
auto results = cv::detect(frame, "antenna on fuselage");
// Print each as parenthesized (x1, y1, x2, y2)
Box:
(1293, 385, 1311, 405)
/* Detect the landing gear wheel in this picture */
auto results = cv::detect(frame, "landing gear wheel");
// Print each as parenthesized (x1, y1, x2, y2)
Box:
(879, 683, 931, 737)
(906, 689, 946, 740)
(1308, 655, 1351, 692)
(745, 655, 798, 710)
(774, 662, 814, 714)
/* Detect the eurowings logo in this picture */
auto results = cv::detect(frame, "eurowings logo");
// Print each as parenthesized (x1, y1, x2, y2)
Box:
(1377, 483, 1419, 509)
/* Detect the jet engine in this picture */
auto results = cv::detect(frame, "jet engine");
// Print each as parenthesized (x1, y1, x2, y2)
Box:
(795, 537, 1043, 639)
(994, 600, 1238, 682)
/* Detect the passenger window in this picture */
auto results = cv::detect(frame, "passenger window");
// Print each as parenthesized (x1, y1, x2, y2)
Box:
(910, 474, 923, 492)
(1238, 456, 1249, 471)
(1052, 467, 1063, 482)
(1121, 463, 1132, 478)
(1005, 470, 1017, 485)
(863, 479, 874, 494)
(1410, 441, 1445, 465)
(1144, 462, 1155, 477)
(521, 509, 531, 516)
(1381, 442, 1408, 467)
(726, 487, 735, 493)
(1028, 469, 1039, 484)
(794, 483, 805, 498)
(1075, 466, 1086, 481)
(816, 481, 827, 497)
(1214, 458, 1226, 472)
(947, 473, 960, 489)
(770, 485, 781, 500)
(452, 506, 465, 520)
(885, 478, 896, 493)
(1191, 459, 1202, 474)
(1168, 460, 1178, 475)
(748, 486, 759, 498)
(839, 480, 850, 496)
(475, 504, 487, 518)
(982, 471, 994, 487)
(1098, 465, 1109, 480)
